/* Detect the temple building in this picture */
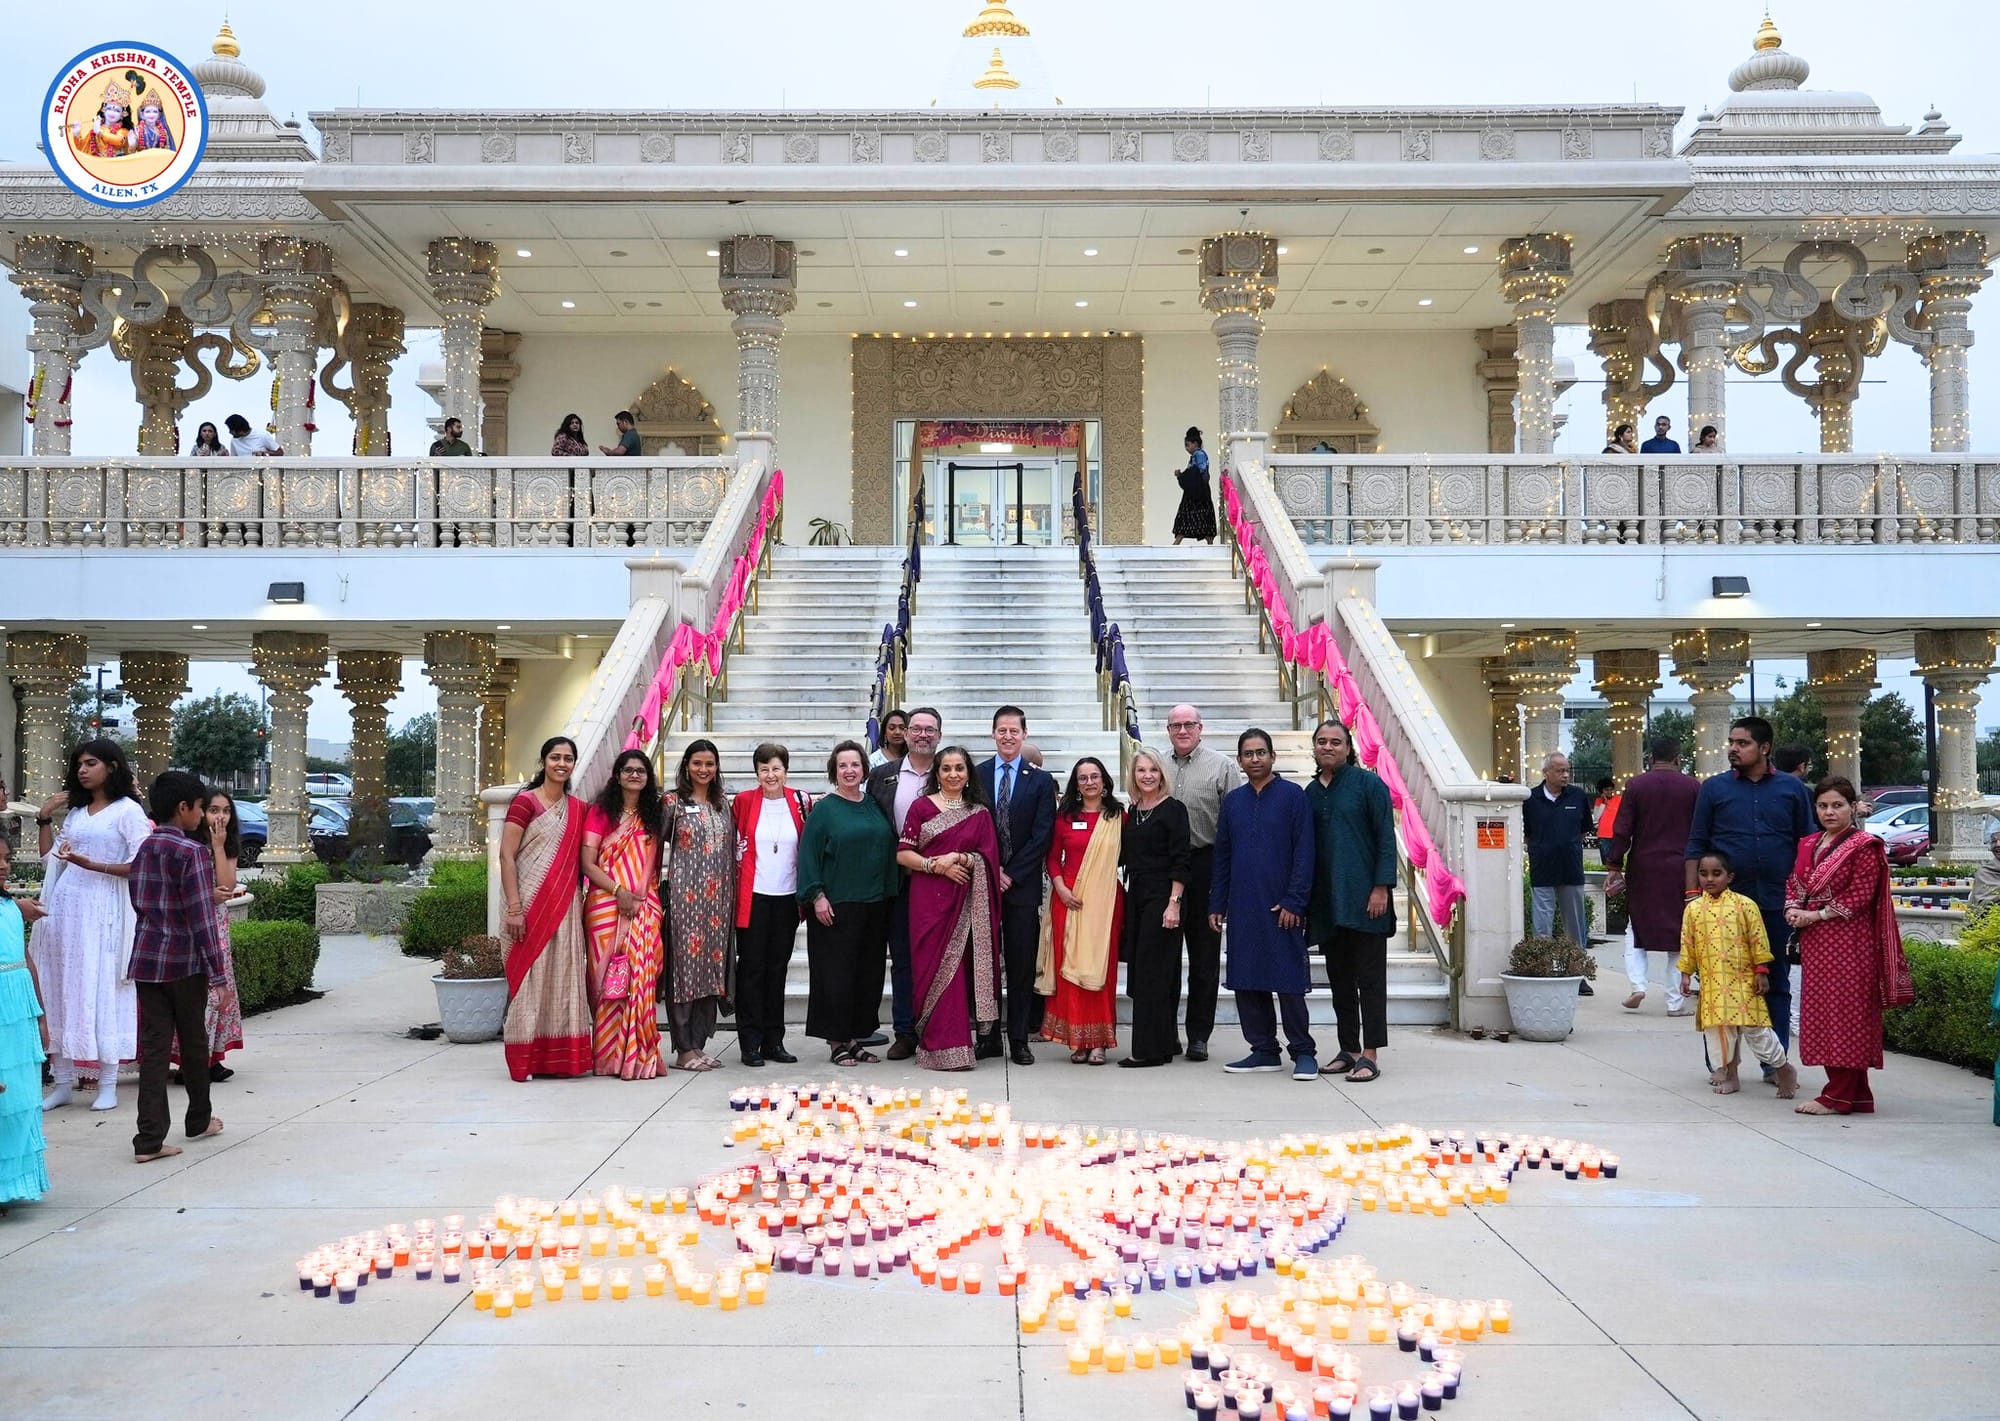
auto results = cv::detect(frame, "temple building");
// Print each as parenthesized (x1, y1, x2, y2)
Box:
(2, 8, 1995, 1027)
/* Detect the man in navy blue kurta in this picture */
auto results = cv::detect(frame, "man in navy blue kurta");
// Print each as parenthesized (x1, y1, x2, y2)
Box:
(1210, 728, 1318, 1079)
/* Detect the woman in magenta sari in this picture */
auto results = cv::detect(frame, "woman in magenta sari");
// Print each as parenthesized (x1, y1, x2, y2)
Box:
(498, 736, 593, 1082)
(895, 746, 1003, 1071)
(1784, 776, 1913, 1116)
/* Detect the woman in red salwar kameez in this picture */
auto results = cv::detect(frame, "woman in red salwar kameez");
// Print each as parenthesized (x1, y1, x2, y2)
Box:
(1784, 776, 1913, 1116)
(1038, 757, 1123, 1063)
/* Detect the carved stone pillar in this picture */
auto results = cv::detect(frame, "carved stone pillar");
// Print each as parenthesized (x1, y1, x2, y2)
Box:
(330, 303, 405, 457)
(1199, 233, 1280, 445)
(1665, 234, 1744, 447)
(1806, 648, 1878, 788)
(1472, 327, 1519, 455)
(480, 658, 521, 800)
(1587, 297, 1672, 438)
(10, 237, 93, 456)
(336, 651, 402, 864)
(424, 632, 498, 859)
(6, 632, 88, 803)
(118, 652, 190, 784)
(250, 632, 329, 864)
(426, 238, 500, 437)
(1481, 657, 1522, 782)
(1503, 630, 1579, 768)
(257, 237, 334, 455)
(718, 238, 797, 465)
(1497, 235, 1572, 454)
(479, 328, 524, 455)
(1592, 649, 1661, 788)
(1671, 628, 1751, 778)
(113, 309, 200, 455)
(1907, 233, 1989, 452)
(1915, 629, 1997, 862)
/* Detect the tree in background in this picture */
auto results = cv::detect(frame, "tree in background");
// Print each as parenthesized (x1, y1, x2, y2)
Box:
(307, 755, 353, 777)
(1979, 726, 2000, 794)
(65, 673, 130, 751)
(1566, 709, 1612, 790)
(1645, 707, 1694, 771)
(1765, 679, 1828, 769)
(171, 692, 266, 781)
(386, 713, 437, 796)
(1859, 692, 1925, 787)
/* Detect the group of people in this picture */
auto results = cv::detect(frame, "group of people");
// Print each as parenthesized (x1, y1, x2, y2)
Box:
(176, 409, 653, 461)
(1527, 715, 1914, 1117)
(495, 702, 1406, 1087)
(1602, 415, 1720, 454)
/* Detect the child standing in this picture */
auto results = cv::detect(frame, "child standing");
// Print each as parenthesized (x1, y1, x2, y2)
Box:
(127, 772, 227, 1165)
(0, 838, 51, 1209)
(1680, 850, 1800, 1098)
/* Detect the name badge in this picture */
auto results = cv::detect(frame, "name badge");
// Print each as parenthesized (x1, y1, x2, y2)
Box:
(1071, 820, 1088, 831)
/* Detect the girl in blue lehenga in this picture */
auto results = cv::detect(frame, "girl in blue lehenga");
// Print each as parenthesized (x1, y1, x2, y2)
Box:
(0, 837, 51, 1211)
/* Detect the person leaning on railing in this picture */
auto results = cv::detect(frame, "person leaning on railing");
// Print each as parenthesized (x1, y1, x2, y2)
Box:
(429, 417, 473, 457)
(224, 413, 281, 457)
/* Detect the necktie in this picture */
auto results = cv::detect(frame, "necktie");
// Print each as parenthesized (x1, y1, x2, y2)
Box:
(997, 762, 1014, 861)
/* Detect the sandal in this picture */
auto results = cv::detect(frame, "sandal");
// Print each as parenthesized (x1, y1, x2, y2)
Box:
(1087, 1048, 1107, 1066)
(850, 1048, 881, 1064)
(676, 1052, 717, 1072)
(1328, 1052, 1359, 1074)
(1071, 1048, 1091, 1065)
(831, 1044, 862, 1068)
(1345, 1057, 1381, 1083)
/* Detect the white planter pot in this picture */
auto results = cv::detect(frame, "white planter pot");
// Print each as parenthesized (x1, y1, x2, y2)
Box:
(1499, 974, 1583, 1042)
(433, 975, 508, 1044)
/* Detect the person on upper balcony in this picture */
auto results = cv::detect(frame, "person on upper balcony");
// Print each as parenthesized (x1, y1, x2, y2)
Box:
(1640, 415, 1682, 454)
(599, 410, 642, 457)
(429, 417, 473, 457)
(1172, 426, 1217, 546)
(551, 413, 589, 457)
(1602, 423, 1637, 454)
(224, 414, 281, 457)
(1694, 425, 1722, 452)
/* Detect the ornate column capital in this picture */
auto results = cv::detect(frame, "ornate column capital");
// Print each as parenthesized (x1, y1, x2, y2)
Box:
(1663, 233, 1745, 290)
(335, 648, 403, 707)
(1672, 627, 1750, 776)
(1499, 235, 1571, 454)
(6, 629, 89, 689)
(1587, 297, 1673, 434)
(719, 238, 796, 443)
(426, 632, 498, 859)
(6, 631, 88, 804)
(1594, 648, 1661, 787)
(1807, 646, 1877, 786)
(12, 237, 95, 455)
(1913, 629, 1997, 688)
(338, 650, 403, 863)
(1907, 232, 1989, 451)
(251, 631, 328, 865)
(1502, 629, 1579, 706)
(325, 302, 405, 456)
(1473, 327, 1520, 455)
(1198, 233, 1279, 319)
(1915, 627, 1997, 859)
(119, 651, 190, 784)
(250, 630, 331, 694)
(427, 239, 498, 437)
(1906, 231, 1990, 309)
(425, 238, 500, 305)
(1497, 234, 1573, 308)
(11, 235, 95, 305)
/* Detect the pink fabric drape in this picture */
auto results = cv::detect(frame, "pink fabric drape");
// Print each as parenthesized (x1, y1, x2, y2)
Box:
(1220, 471, 1468, 924)
(626, 470, 784, 750)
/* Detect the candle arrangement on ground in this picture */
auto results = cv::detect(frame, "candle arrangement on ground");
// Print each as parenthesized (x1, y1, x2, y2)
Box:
(289, 1083, 1620, 1415)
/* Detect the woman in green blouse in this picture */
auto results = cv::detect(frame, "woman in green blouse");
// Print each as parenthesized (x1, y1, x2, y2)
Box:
(798, 739, 900, 1066)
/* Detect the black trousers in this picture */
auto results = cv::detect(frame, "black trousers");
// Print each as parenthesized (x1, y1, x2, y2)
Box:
(734, 894, 798, 1051)
(1000, 892, 1046, 1045)
(1180, 846, 1222, 1045)
(1320, 928, 1390, 1054)
(805, 899, 889, 1044)
(1125, 891, 1184, 1060)
(135, 975, 211, 1155)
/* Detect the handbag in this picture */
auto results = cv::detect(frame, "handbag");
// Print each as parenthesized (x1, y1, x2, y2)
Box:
(601, 951, 632, 1002)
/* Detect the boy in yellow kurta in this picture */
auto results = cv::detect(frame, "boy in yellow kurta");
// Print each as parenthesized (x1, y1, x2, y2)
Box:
(1679, 851, 1800, 1098)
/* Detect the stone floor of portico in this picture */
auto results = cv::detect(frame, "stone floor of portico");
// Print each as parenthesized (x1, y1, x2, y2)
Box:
(4, 933, 1997, 1421)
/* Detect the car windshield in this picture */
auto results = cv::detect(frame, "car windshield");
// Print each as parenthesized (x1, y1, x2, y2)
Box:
(1866, 804, 1919, 827)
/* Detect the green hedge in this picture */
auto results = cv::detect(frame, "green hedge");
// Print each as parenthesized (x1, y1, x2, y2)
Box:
(248, 862, 332, 924)
(403, 859, 491, 958)
(1884, 938, 2000, 1074)
(231, 920, 321, 1013)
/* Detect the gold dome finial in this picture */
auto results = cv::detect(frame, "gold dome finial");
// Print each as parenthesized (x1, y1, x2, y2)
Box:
(1753, 13, 1782, 50)
(973, 47, 1020, 90)
(213, 20, 241, 58)
(963, 1, 1030, 38)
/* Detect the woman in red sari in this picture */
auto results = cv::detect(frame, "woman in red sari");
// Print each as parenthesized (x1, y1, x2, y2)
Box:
(1039, 756, 1124, 1064)
(581, 749, 664, 1080)
(498, 736, 592, 1081)
(895, 746, 1003, 1071)
(1784, 776, 1913, 1116)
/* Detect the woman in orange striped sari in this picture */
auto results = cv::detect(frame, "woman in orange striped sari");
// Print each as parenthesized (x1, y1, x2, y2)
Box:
(582, 749, 665, 1079)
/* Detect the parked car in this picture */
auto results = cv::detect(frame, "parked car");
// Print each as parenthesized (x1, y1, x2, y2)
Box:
(1863, 802, 1929, 865)
(308, 798, 432, 868)
(304, 773, 354, 796)
(1862, 786, 1926, 808)
(392, 796, 437, 832)
(234, 799, 268, 867)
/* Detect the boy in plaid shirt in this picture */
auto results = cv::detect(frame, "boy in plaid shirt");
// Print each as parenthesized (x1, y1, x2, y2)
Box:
(128, 771, 227, 1163)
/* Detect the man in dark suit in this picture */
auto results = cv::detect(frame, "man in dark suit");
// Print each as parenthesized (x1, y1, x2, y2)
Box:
(866, 705, 943, 1060)
(976, 705, 1056, 1065)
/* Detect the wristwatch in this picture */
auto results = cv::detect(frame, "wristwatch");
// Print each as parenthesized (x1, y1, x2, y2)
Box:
(35, 815, 52, 827)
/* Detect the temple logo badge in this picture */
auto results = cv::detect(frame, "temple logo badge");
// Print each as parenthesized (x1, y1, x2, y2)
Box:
(43, 41, 208, 208)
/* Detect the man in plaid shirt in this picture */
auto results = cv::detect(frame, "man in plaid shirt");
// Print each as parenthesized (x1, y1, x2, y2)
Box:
(128, 771, 227, 1163)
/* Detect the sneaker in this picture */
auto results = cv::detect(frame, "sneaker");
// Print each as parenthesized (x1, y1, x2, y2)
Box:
(1291, 1055, 1319, 1081)
(1223, 1053, 1284, 1074)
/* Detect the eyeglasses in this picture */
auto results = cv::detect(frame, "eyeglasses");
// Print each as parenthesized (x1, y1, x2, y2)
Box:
(1166, 721, 1200, 731)
(619, 766, 649, 776)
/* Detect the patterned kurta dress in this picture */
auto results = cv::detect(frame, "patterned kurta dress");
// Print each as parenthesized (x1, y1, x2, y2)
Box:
(660, 794, 735, 1006)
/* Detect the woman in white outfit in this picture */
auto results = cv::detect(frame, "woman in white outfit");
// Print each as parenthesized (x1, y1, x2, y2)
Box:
(33, 739, 150, 1112)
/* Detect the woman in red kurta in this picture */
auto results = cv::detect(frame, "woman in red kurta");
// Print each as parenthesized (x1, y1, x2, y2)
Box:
(1784, 776, 1913, 1116)
(1039, 757, 1124, 1062)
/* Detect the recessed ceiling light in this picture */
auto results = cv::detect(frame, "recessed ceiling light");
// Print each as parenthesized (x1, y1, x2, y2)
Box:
(903, 300, 918, 308)
(609, 250, 628, 258)
(1177, 248, 1195, 256)
(1500, 622, 1515, 628)
(799, 249, 816, 257)
(1331, 299, 1349, 306)
(1074, 300, 1089, 308)
(1405, 632, 1424, 639)
(496, 624, 512, 631)
(576, 633, 590, 639)
(191, 624, 207, 630)
(988, 248, 1006, 256)
(1356, 300, 1369, 307)
(706, 248, 720, 257)
(817, 300, 833, 308)
(1083, 247, 1099, 257)
(1367, 247, 1386, 255)
(1275, 245, 1289, 255)
(646, 300, 662, 307)
(988, 300, 1004, 306)
(622, 301, 636, 309)
(515, 248, 532, 258)
(1463, 245, 1481, 254)
(1161, 299, 1175, 306)
(1417, 298, 1433, 307)
(1806, 621, 1823, 628)
(894, 248, 910, 257)
(561, 300, 577, 309)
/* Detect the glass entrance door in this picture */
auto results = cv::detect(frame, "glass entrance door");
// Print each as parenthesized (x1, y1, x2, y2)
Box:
(929, 458, 1061, 547)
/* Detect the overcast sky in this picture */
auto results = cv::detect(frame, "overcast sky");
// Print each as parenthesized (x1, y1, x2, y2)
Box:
(4, 0, 1995, 739)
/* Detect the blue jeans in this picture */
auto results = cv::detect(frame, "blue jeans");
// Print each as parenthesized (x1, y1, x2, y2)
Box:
(887, 892, 914, 1038)
(1235, 991, 1315, 1061)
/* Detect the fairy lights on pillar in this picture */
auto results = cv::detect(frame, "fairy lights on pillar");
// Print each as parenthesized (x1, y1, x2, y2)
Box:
(1804, 648, 1877, 788)
(251, 631, 331, 864)
(1907, 232, 1989, 453)
(720, 238, 798, 449)
(258, 237, 335, 455)
(1663, 234, 1745, 449)
(427, 238, 500, 439)
(1501, 630, 1577, 764)
(1670, 628, 1751, 779)
(1590, 650, 1660, 789)
(1915, 629, 1998, 858)
(11, 236, 94, 456)
(426, 631, 500, 860)
(1200, 233, 1279, 440)
(1497, 236, 1572, 455)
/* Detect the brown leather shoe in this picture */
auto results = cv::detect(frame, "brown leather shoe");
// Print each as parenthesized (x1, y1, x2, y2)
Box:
(886, 1034, 918, 1061)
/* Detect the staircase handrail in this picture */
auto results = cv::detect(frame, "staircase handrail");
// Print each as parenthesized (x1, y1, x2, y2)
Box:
(1218, 466, 1324, 730)
(1074, 471, 1142, 781)
(867, 479, 924, 749)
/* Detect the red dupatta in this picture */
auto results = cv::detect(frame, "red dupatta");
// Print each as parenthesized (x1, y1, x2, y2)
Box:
(1790, 828, 1914, 1010)
(506, 792, 590, 997)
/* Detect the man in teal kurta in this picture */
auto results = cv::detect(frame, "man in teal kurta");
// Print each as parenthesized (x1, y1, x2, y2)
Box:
(1305, 721, 1397, 1081)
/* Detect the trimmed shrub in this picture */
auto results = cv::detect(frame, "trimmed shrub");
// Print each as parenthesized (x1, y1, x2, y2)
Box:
(248, 861, 332, 924)
(404, 883, 490, 958)
(427, 859, 489, 893)
(230, 919, 321, 1012)
(1506, 935, 1598, 980)
(1883, 937, 1999, 1074)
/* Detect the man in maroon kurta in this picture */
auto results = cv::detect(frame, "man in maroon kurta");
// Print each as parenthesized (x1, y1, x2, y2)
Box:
(1601, 736, 1700, 1013)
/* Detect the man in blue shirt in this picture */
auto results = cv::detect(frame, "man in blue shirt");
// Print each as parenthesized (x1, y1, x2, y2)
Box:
(1639, 415, 1681, 454)
(1684, 715, 1814, 1053)
(1521, 751, 1597, 994)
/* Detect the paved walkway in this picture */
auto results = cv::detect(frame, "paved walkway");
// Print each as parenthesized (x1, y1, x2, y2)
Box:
(5, 935, 1998, 1420)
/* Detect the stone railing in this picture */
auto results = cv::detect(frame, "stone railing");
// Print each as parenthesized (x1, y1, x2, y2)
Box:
(0, 456, 736, 550)
(1271, 454, 2000, 547)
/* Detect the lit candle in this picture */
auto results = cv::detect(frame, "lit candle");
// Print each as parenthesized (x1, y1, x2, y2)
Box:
(1068, 1341, 1090, 1376)
(1419, 1375, 1444, 1413)
(542, 1267, 566, 1302)
(610, 1267, 632, 1300)
(491, 1290, 513, 1318)
(1487, 1299, 1511, 1334)
(643, 1264, 666, 1298)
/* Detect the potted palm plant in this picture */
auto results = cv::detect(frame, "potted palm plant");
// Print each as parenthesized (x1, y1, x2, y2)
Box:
(1500, 935, 1597, 1041)
(432, 934, 509, 1043)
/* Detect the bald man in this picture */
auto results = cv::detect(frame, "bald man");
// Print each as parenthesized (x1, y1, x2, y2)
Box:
(1165, 703, 1242, 1061)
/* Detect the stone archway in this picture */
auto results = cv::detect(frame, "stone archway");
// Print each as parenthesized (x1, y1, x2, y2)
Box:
(1275, 368, 1379, 453)
(629, 368, 725, 455)
(850, 336, 1144, 544)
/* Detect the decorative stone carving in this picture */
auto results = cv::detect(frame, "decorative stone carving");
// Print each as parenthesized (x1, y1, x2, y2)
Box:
(784, 133, 820, 164)
(1110, 130, 1142, 162)
(914, 132, 948, 163)
(1472, 328, 1520, 455)
(628, 368, 725, 457)
(562, 132, 594, 164)
(426, 238, 499, 437)
(1806, 647, 1877, 786)
(11, 236, 93, 456)
(111, 309, 202, 455)
(1591, 650, 1661, 787)
(849, 337, 1142, 545)
(1240, 130, 1271, 162)
(1587, 298, 1675, 439)
(1906, 232, 1989, 452)
(1478, 129, 1515, 161)
(1498, 235, 1573, 454)
(1915, 629, 1998, 861)
(1317, 129, 1354, 161)
(1274, 368, 1378, 453)
(849, 131, 881, 164)
(1503, 630, 1579, 765)
(1173, 131, 1208, 162)
(320, 302, 405, 459)
(251, 631, 329, 864)
(640, 133, 675, 163)
(720, 237, 798, 441)
(336, 650, 402, 862)
(1401, 129, 1434, 161)
(257, 237, 336, 456)
(1200, 233, 1280, 439)
(1645, 125, 1673, 158)
(1664, 233, 1746, 446)
(1671, 627, 1751, 776)
(321, 131, 351, 163)
(7, 632, 88, 803)
(481, 133, 515, 163)
(403, 131, 434, 163)
(1561, 126, 1593, 159)
(977, 131, 1012, 163)
(1042, 129, 1078, 162)
(478, 328, 523, 456)
(424, 631, 498, 859)
(1734, 301, 1887, 454)
(722, 131, 752, 163)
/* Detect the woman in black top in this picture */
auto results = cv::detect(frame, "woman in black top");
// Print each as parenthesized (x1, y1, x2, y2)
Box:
(1171, 426, 1218, 545)
(1119, 746, 1192, 1066)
